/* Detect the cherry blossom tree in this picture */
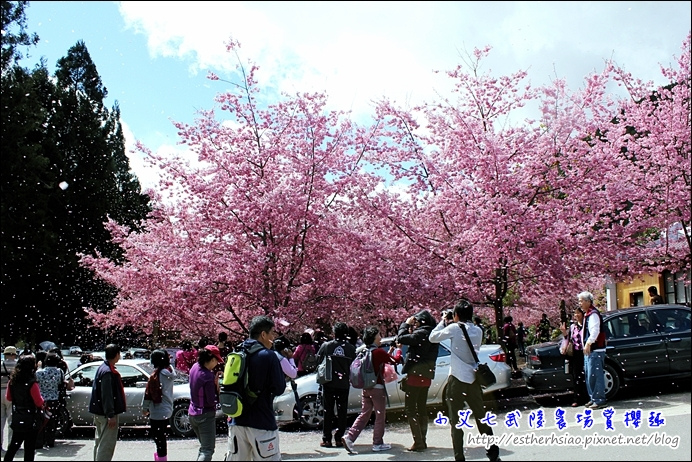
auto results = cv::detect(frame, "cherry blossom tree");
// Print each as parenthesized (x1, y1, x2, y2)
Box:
(81, 42, 448, 339)
(359, 36, 690, 329)
(82, 35, 690, 340)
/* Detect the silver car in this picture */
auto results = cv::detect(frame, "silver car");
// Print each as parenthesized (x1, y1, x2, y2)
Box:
(273, 336, 512, 429)
(65, 359, 224, 437)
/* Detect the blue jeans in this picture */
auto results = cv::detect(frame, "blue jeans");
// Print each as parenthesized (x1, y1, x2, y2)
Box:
(190, 412, 216, 461)
(584, 350, 606, 404)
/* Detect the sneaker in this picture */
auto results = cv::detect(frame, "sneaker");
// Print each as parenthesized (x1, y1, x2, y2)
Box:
(487, 444, 500, 461)
(341, 436, 357, 454)
(372, 443, 392, 452)
(588, 401, 607, 410)
(320, 440, 333, 448)
(584, 401, 593, 407)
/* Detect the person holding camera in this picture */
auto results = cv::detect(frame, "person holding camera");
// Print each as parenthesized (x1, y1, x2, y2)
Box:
(396, 310, 438, 452)
(429, 300, 500, 462)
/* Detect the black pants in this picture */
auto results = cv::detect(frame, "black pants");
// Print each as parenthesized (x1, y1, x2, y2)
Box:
(149, 419, 168, 457)
(322, 387, 349, 444)
(404, 385, 430, 447)
(505, 346, 518, 371)
(570, 350, 588, 404)
(4, 429, 37, 461)
(447, 375, 495, 461)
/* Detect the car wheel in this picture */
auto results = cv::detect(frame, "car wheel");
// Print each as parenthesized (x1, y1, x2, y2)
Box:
(296, 394, 324, 430)
(604, 363, 620, 400)
(170, 401, 195, 438)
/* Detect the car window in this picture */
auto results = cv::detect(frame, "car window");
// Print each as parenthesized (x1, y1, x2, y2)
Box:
(651, 308, 692, 333)
(118, 365, 148, 387)
(437, 343, 451, 357)
(606, 311, 653, 339)
(71, 364, 100, 387)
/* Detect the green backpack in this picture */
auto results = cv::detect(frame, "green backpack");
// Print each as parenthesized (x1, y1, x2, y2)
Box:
(219, 343, 263, 417)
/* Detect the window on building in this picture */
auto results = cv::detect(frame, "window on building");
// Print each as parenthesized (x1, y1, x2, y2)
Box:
(663, 270, 692, 306)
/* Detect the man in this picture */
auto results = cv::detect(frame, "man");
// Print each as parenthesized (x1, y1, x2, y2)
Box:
(89, 344, 126, 461)
(429, 300, 501, 462)
(316, 322, 356, 448)
(502, 316, 519, 375)
(648, 286, 665, 305)
(1, 346, 18, 455)
(473, 317, 485, 344)
(537, 313, 552, 343)
(578, 291, 608, 409)
(516, 321, 527, 357)
(396, 310, 438, 452)
(227, 316, 286, 461)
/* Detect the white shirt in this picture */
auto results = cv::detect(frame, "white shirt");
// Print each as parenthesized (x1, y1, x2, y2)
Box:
(429, 320, 481, 384)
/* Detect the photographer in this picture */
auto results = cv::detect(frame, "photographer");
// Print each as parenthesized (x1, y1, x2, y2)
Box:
(396, 310, 438, 452)
(429, 300, 500, 462)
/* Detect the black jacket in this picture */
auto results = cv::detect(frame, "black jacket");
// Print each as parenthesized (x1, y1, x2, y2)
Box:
(396, 310, 438, 379)
(317, 339, 356, 390)
(88, 361, 126, 418)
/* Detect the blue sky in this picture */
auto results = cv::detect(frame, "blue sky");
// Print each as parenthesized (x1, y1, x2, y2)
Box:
(19, 1, 691, 190)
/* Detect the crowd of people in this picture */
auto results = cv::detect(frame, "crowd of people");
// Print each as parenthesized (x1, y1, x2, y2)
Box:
(1, 289, 618, 461)
(1, 344, 74, 461)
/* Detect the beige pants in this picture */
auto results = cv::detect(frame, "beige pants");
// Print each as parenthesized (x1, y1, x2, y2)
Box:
(226, 425, 281, 461)
(0, 388, 11, 450)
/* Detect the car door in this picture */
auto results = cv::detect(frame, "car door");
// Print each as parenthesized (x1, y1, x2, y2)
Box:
(66, 364, 101, 425)
(426, 342, 451, 403)
(650, 307, 692, 374)
(605, 310, 669, 379)
(117, 364, 149, 425)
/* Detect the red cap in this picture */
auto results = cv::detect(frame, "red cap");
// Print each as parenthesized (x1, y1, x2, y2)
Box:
(204, 345, 224, 363)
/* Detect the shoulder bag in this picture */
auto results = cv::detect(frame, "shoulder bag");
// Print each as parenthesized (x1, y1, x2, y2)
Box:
(315, 355, 332, 385)
(459, 323, 496, 388)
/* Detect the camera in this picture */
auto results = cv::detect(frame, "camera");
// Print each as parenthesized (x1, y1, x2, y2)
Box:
(443, 310, 453, 321)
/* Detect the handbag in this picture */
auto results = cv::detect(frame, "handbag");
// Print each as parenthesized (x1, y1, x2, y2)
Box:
(383, 363, 398, 383)
(315, 355, 332, 385)
(11, 406, 48, 432)
(561, 337, 574, 357)
(459, 323, 497, 388)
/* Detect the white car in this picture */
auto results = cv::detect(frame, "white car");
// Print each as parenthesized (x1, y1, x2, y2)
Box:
(64, 359, 225, 437)
(68, 346, 83, 355)
(273, 336, 512, 429)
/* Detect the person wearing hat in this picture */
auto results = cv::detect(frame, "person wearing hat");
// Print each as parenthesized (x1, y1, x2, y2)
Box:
(396, 309, 439, 452)
(2, 346, 18, 454)
(188, 344, 224, 461)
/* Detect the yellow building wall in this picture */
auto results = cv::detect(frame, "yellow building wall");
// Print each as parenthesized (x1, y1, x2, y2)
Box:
(615, 273, 664, 309)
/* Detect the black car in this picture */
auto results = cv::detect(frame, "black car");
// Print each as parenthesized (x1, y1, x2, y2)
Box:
(522, 304, 691, 400)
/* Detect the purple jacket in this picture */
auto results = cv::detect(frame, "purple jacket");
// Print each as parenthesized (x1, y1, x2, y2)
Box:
(188, 362, 217, 416)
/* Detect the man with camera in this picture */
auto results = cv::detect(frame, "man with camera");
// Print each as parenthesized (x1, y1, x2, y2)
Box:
(429, 300, 501, 462)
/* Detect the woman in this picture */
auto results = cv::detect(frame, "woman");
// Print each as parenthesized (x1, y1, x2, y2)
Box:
(142, 350, 174, 461)
(5, 355, 45, 461)
(292, 333, 315, 377)
(188, 345, 223, 461)
(341, 326, 398, 454)
(175, 340, 197, 375)
(34, 352, 63, 449)
(395, 310, 438, 452)
(560, 307, 588, 407)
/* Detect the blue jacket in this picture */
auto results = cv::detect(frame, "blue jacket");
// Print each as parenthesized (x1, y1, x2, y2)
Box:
(231, 339, 286, 431)
(88, 361, 126, 418)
